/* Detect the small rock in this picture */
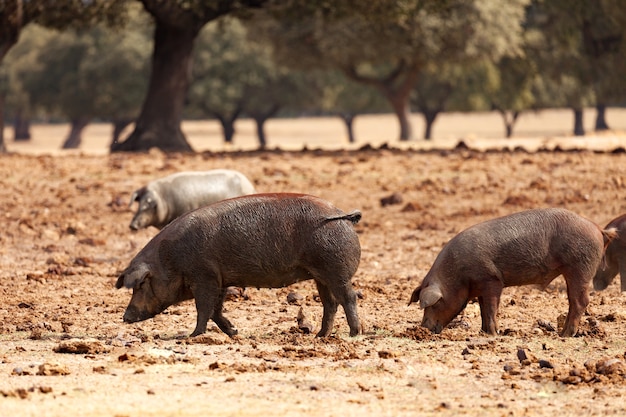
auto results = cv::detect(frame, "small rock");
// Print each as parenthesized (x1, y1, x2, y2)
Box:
(596, 358, 625, 375)
(538, 360, 554, 369)
(224, 287, 248, 302)
(37, 363, 70, 376)
(517, 348, 528, 363)
(54, 339, 109, 354)
(11, 367, 28, 376)
(380, 192, 403, 207)
(297, 307, 315, 334)
(378, 350, 397, 359)
(287, 292, 304, 305)
(537, 319, 556, 332)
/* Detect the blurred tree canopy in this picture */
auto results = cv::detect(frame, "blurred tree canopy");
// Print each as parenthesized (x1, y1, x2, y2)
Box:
(2, 0, 626, 151)
(0, 0, 128, 151)
(254, 0, 529, 141)
(11, 16, 151, 148)
(188, 17, 316, 148)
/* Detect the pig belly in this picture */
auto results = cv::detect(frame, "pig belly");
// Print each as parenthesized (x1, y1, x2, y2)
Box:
(500, 266, 560, 288)
(225, 267, 311, 289)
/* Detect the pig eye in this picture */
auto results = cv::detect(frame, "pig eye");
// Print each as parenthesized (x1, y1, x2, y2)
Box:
(143, 198, 156, 210)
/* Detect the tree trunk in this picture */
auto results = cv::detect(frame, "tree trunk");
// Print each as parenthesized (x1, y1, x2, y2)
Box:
(386, 91, 413, 141)
(254, 117, 267, 149)
(0, 0, 23, 153)
(573, 108, 585, 136)
(0, 0, 22, 61)
(221, 118, 236, 144)
(422, 109, 440, 140)
(595, 103, 609, 131)
(340, 114, 356, 143)
(62, 118, 90, 149)
(344, 61, 419, 142)
(212, 108, 241, 144)
(496, 109, 520, 138)
(13, 109, 31, 141)
(111, 22, 198, 152)
(111, 118, 133, 145)
(0, 93, 6, 152)
(250, 105, 279, 149)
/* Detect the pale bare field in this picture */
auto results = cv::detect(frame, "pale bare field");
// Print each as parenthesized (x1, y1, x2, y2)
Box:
(4, 108, 626, 154)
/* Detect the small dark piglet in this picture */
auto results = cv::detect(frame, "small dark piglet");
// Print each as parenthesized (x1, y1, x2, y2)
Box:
(409, 208, 616, 337)
(593, 214, 626, 291)
(116, 193, 363, 337)
(129, 170, 255, 230)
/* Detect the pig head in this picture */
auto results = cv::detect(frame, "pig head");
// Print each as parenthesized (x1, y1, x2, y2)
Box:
(116, 260, 193, 324)
(409, 256, 472, 334)
(129, 187, 163, 231)
(593, 214, 625, 291)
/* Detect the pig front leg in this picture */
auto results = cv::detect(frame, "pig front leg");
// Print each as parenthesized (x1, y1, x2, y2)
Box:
(477, 286, 503, 335)
(189, 282, 221, 337)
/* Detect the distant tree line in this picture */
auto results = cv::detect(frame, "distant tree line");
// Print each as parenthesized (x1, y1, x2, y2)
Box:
(0, 0, 625, 152)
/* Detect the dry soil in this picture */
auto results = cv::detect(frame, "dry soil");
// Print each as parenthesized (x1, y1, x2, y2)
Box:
(2, 114, 626, 416)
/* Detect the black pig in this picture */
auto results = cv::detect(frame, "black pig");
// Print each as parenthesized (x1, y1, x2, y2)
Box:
(116, 193, 363, 337)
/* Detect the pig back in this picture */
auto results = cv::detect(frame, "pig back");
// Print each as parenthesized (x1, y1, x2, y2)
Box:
(442, 208, 603, 287)
(157, 194, 361, 288)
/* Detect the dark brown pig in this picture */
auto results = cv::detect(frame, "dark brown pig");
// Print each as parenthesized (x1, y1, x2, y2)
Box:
(116, 193, 362, 337)
(409, 208, 616, 337)
(593, 214, 626, 291)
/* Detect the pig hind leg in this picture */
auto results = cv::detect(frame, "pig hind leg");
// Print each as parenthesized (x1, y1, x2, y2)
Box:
(315, 279, 361, 337)
(211, 289, 238, 337)
(561, 269, 591, 337)
(619, 261, 626, 292)
(315, 281, 339, 337)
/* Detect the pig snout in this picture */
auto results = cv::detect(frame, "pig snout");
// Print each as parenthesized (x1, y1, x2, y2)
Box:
(129, 211, 154, 231)
(421, 316, 444, 334)
(129, 220, 140, 231)
(122, 304, 155, 323)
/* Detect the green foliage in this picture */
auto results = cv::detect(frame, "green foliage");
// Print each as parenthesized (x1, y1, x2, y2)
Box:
(314, 70, 389, 116)
(8, 13, 151, 122)
(24, 0, 130, 29)
(525, 0, 626, 108)
(188, 16, 315, 120)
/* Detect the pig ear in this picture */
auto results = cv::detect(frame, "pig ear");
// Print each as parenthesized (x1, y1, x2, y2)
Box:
(115, 274, 125, 289)
(128, 187, 146, 208)
(116, 268, 150, 289)
(408, 286, 422, 306)
(419, 285, 443, 309)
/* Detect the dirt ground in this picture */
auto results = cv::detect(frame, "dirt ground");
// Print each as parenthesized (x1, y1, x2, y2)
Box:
(2, 116, 626, 416)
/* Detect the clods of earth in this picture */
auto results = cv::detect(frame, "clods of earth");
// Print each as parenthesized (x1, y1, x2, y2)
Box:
(1, 147, 626, 416)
